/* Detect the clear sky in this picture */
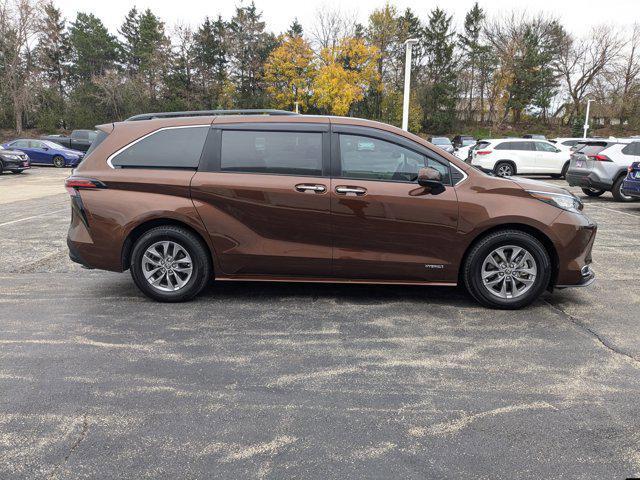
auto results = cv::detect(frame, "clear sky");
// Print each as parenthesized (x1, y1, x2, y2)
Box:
(56, 0, 639, 38)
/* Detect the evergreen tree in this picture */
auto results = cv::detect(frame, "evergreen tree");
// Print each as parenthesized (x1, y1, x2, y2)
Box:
(68, 13, 119, 81)
(421, 7, 458, 133)
(36, 2, 70, 129)
(228, 2, 276, 107)
(119, 7, 141, 74)
(193, 16, 228, 108)
(287, 18, 303, 38)
(459, 2, 485, 121)
(137, 9, 170, 105)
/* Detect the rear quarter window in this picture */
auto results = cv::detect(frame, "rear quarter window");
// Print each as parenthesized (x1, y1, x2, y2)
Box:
(110, 126, 208, 169)
(622, 142, 640, 156)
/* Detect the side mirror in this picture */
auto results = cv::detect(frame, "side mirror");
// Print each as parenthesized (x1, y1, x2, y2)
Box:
(42, 147, 49, 151)
(417, 167, 446, 195)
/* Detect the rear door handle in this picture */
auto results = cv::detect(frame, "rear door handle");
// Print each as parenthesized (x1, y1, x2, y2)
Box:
(335, 186, 367, 196)
(295, 183, 326, 193)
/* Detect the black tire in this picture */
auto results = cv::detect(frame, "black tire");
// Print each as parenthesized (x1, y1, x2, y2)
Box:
(463, 230, 552, 309)
(130, 225, 212, 302)
(52, 155, 65, 168)
(0, 161, 3, 174)
(581, 187, 605, 197)
(611, 175, 636, 202)
(494, 161, 515, 177)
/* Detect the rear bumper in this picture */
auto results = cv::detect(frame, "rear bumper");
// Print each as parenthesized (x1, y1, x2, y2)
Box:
(566, 171, 612, 190)
(67, 236, 93, 269)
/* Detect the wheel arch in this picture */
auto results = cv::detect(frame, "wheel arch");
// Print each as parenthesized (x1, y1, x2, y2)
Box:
(121, 218, 213, 273)
(458, 223, 559, 289)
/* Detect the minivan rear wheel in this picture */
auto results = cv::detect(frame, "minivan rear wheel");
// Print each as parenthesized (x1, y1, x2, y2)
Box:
(130, 225, 211, 302)
(463, 230, 551, 309)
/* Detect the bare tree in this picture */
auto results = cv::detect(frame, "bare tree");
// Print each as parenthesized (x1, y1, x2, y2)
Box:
(0, 0, 43, 134)
(309, 4, 357, 53)
(555, 25, 625, 119)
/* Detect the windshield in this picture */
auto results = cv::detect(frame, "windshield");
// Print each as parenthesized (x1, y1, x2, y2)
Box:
(431, 138, 452, 145)
(461, 138, 475, 146)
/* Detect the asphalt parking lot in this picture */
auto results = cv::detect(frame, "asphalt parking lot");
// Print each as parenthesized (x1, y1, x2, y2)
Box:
(1, 167, 639, 479)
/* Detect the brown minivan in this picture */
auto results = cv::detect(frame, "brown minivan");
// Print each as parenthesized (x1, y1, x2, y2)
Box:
(66, 110, 596, 309)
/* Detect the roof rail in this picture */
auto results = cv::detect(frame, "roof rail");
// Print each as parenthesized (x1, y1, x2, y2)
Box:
(125, 109, 298, 121)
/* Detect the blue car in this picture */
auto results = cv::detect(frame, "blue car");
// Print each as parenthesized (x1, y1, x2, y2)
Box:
(2, 139, 84, 168)
(622, 161, 640, 199)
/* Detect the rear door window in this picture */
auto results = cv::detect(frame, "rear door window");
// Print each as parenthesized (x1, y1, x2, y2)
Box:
(111, 126, 208, 169)
(220, 130, 322, 176)
(495, 141, 530, 151)
(535, 142, 557, 152)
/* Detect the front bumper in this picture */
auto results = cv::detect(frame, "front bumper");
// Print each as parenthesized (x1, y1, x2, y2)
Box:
(622, 178, 640, 198)
(556, 265, 595, 288)
(566, 171, 612, 191)
(2, 158, 30, 171)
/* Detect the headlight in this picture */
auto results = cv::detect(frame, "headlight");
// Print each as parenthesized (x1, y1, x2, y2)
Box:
(526, 190, 583, 213)
(4, 154, 20, 160)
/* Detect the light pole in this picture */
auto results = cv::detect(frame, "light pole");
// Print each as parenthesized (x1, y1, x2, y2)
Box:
(402, 38, 419, 131)
(583, 99, 593, 139)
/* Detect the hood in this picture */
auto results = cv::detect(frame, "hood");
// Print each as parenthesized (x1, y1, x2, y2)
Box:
(0, 149, 27, 156)
(59, 148, 83, 155)
(507, 176, 571, 196)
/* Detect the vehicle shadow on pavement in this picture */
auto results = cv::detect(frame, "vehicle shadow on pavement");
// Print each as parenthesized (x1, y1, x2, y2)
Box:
(200, 281, 476, 307)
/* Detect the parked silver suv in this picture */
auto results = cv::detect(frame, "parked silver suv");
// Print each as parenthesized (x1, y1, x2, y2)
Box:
(566, 140, 640, 201)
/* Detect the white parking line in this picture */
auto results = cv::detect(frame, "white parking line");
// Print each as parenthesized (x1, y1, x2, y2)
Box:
(0, 208, 68, 227)
(588, 204, 640, 219)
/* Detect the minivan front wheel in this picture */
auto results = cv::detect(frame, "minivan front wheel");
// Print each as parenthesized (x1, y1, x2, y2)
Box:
(130, 225, 211, 302)
(463, 230, 551, 309)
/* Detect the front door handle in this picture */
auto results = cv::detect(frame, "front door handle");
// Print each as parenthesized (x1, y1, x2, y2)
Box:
(335, 186, 367, 196)
(295, 183, 326, 193)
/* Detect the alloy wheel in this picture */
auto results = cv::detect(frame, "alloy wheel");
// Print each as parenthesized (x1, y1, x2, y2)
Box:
(496, 164, 513, 177)
(142, 241, 193, 292)
(481, 245, 537, 299)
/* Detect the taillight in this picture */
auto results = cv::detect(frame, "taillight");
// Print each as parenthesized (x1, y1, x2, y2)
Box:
(588, 154, 611, 162)
(65, 177, 106, 196)
(476, 150, 492, 155)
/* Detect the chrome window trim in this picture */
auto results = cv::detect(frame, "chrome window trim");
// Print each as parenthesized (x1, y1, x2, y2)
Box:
(106, 124, 210, 169)
(450, 163, 468, 186)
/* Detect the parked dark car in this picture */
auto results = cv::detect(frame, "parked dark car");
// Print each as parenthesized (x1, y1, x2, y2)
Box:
(41, 129, 98, 153)
(428, 136, 455, 154)
(452, 135, 476, 149)
(0, 145, 30, 174)
(2, 139, 84, 167)
(65, 109, 596, 309)
(622, 161, 640, 199)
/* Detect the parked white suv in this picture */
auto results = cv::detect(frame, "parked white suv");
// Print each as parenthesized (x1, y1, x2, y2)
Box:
(470, 139, 571, 177)
(566, 140, 640, 202)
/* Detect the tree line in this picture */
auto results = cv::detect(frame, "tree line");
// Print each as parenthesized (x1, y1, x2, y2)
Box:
(0, 0, 638, 135)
